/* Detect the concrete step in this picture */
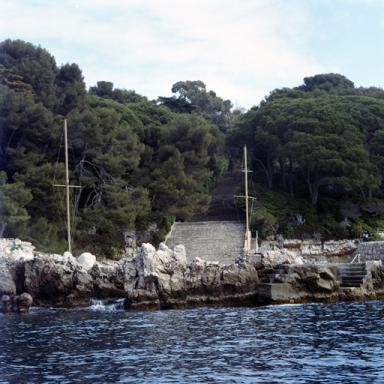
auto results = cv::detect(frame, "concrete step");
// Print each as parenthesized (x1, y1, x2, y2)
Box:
(191, 171, 243, 222)
(340, 271, 366, 277)
(342, 276, 365, 282)
(166, 220, 245, 264)
(341, 281, 365, 286)
(339, 263, 367, 287)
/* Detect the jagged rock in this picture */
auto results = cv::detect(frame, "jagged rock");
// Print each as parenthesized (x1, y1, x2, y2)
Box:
(91, 261, 125, 298)
(123, 243, 188, 308)
(289, 265, 339, 293)
(2, 237, 384, 313)
(123, 243, 260, 309)
(24, 253, 93, 307)
(0, 258, 16, 295)
(0, 292, 33, 314)
(0, 238, 35, 261)
(77, 252, 96, 270)
(17, 293, 33, 313)
(0, 243, 31, 313)
(262, 249, 304, 266)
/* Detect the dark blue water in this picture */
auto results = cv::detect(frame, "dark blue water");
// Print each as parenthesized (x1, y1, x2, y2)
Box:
(1, 300, 384, 383)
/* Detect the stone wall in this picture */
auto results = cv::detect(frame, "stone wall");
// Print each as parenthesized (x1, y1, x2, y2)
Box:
(260, 239, 359, 264)
(355, 241, 384, 262)
(165, 221, 245, 264)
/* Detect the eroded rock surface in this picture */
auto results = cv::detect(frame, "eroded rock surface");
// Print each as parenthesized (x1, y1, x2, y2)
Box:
(0, 240, 34, 313)
(1, 238, 384, 313)
(24, 253, 94, 307)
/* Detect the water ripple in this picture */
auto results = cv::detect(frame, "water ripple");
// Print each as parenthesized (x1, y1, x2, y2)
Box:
(1, 301, 384, 383)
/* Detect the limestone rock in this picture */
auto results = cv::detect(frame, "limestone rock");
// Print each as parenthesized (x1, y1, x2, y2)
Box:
(260, 239, 358, 263)
(24, 253, 93, 307)
(262, 249, 304, 266)
(291, 265, 339, 293)
(77, 252, 96, 270)
(91, 261, 125, 298)
(123, 243, 187, 308)
(123, 243, 260, 309)
(0, 258, 16, 295)
(17, 293, 33, 313)
(0, 292, 33, 314)
(0, 238, 35, 261)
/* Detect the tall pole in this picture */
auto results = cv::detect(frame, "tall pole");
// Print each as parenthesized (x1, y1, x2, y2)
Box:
(64, 119, 72, 253)
(244, 145, 250, 251)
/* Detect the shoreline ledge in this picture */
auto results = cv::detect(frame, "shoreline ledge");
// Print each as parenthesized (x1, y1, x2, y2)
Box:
(1, 239, 384, 313)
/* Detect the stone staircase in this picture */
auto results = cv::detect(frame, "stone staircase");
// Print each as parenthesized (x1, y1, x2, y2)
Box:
(191, 171, 244, 222)
(339, 263, 367, 287)
(165, 221, 245, 264)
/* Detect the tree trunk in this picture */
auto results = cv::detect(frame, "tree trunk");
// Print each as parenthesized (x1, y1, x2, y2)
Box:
(288, 159, 294, 198)
(311, 182, 319, 205)
(359, 186, 367, 201)
(306, 166, 319, 205)
(279, 158, 287, 191)
(255, 158, 273, 189)
(266, 154, 273, 189)
(0, 222, 7, 238)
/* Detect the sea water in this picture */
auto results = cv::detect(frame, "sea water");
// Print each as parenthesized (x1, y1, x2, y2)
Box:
(1, 300, 384, 383)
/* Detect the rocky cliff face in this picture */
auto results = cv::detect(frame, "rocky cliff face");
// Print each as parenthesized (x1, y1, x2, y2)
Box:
(123, 243, 260, 309)
(0, 239, 34, 313)
(1, 238, 384, 313)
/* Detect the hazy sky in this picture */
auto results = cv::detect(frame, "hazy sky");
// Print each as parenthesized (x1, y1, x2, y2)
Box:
(1, 0, 384, 109)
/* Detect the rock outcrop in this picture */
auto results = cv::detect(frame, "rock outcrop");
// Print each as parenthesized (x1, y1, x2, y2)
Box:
(0, 239, 35, 313)
(77, 252, 96, 270)
(123, 243, 260, 309)
(1, 238, 384, 313)
(90, 260, 125, 298)
(24, 253, 94, 307)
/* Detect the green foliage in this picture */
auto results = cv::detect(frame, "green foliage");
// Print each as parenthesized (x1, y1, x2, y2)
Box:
(0, 39, 225, 257)
(5, 38, 384, 252)
(0, 171, 32, 238)
(159, 80, 233, 132)
(89, 81, 147, 104)
(232, 74, 384, 240)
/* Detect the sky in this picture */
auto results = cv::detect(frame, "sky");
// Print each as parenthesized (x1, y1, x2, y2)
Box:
(1, 0, 384, 109)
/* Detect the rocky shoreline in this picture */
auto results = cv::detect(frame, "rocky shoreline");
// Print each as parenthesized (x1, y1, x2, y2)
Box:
(1, 239, 384, 314)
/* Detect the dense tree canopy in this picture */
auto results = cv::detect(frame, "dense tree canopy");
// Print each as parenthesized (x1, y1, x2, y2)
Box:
(158, 80, 233, 132)
(0, 39, 225, 256)
(229, 74, 384, 239)
(2, 39, 384, 252)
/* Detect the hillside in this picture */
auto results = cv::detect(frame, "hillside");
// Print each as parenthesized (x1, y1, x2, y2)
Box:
(2, 40, 384, 256)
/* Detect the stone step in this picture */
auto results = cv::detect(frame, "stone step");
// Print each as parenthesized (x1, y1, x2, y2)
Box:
(340, 271, 366, 276)
(341, 275, 365, 280)
(338, 262, 367, 287)
(341, 281, 364, 287)
(166, 220, 245, 264)
(340, 279, 364, 287)
(339, 262, 367, 287)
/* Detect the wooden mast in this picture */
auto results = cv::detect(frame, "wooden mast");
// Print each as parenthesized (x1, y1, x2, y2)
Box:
(244, 145, 250, 251)
(54, 119, 80, 253)
(64, 119, 72, 253)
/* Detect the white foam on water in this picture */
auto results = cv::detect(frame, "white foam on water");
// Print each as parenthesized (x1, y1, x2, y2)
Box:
(89, 298, 125, 312)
